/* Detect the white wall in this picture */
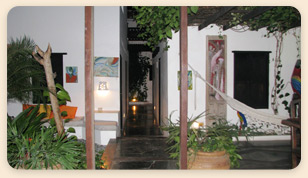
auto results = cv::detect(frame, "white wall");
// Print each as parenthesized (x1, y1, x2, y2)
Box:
(7, 6, 85, 117)
(7, 6, 124, 118)
(94, 6, 121, 111)
(167, 25, 300, 128)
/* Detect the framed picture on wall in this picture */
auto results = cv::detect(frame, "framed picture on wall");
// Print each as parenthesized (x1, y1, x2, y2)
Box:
(177, 70, 193, 90)
(66, 66, 78, 83)
(94, 57, 119, 77)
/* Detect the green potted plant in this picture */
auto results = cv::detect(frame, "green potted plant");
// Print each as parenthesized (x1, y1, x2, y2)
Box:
(162, 111, 248, 169)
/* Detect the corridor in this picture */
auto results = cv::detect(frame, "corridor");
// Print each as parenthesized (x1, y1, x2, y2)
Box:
(123, 104, 162, 137)
(105, 104, 178, 169)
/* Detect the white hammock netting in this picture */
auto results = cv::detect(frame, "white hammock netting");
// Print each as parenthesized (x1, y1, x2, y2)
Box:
(189, 64, 288, 127)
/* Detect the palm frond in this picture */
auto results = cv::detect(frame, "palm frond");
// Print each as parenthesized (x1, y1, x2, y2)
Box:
(7, 36, 46, 103)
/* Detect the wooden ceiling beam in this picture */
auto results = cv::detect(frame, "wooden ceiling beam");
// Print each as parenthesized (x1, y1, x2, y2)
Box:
(223, 6, 275, 30)
(198, 6, 236, 31)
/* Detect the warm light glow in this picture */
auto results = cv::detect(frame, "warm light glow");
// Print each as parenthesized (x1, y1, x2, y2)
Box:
(97, 90, 109, 97)
(132, 105, 137, 111)
(191, 121, 200, 129)
(132, 98, 137, 102)
(132, 105, 137, 115)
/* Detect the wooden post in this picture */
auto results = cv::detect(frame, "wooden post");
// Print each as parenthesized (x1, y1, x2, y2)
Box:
(179, 6, 188, 169)
(85, 6, 95, 169)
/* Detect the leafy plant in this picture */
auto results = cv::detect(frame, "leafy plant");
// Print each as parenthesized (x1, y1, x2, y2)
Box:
(8, 124, 84, 169)
(7, 104, 84, 169)
(162, 111, 252, 168)
(133, 6, 198, 51)
(229, 7, 300, 36)
(43, 83, 71, 105)
(7, 36, 46, 103)
(95, 150, 106, 169)
(7, 105, 48, 137)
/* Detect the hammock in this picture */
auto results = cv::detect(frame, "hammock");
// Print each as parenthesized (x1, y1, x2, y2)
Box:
(189, 64, 287, 126)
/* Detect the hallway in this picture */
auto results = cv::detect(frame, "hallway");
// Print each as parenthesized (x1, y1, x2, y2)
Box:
(105, 104, 177, 169)
(123, 104, 162, 137)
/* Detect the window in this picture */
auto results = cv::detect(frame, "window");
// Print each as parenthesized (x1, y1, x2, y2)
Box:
(233, 51, 270, 109)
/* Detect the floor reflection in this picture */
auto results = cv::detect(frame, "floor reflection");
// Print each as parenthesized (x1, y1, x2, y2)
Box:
(123, 104, 162, 137)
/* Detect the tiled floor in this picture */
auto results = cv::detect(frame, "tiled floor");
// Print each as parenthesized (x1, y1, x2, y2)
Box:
(105, 104, 293, 170)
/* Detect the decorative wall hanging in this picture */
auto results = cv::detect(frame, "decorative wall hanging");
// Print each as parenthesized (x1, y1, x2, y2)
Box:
(66, 66, 78, 83)
(94, 57, 119, 77)
(177, 70, 193, 90)
(206, 35, 227, 126)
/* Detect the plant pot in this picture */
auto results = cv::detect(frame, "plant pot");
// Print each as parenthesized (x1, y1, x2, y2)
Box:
(23, 104, 78, 119)
(49, 105, 78, 119)
(23, 104, 52, 119)
(188, 150, 230, 170)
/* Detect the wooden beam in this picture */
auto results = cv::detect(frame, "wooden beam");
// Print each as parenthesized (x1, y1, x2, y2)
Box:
(180, 6, 188, 170)
(85, 6, 95, 169)
(198, 6, 236, 31)
(223, 6, 275, 30)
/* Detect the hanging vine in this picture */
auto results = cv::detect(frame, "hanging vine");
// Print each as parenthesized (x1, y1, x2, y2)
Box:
(270, 32, 290, 114)
(133, 6, 300, 114)
(230, 6, 300, 114)
(133, 6, 198, 51)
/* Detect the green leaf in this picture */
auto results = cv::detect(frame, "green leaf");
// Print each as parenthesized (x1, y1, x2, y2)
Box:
(166, 28, 172, 38)
(57, 90, 71, 102)
(190, 6, 199, 14)
(61, 111, 68, 117)
(67, 127, 76, 133)
(58, 100, 67, 106)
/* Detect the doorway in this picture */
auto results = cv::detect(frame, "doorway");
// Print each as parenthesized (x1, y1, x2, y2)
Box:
(122, 45, 162, 137)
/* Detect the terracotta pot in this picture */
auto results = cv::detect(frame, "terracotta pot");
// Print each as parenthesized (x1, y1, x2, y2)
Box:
(188, 150, 230, 170)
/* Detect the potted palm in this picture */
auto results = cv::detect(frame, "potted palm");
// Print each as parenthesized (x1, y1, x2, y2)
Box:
(162, 111, 247, 169)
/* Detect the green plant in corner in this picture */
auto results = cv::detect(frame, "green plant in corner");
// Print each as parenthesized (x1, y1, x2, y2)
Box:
(7, 105, 83, 169)
(7, 36, 46, 103)
(162, 111, 251, 169)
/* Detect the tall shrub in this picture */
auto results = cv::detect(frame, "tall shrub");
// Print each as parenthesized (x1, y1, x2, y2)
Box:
(7, 36, 46, 103)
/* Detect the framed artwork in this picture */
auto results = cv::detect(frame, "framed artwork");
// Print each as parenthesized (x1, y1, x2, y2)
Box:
(207, 36, 226, 100)
(177, 70, 193, 90)
(66, 66, 78, 83)
(94, 57, 119, 77)
(206, 35, 227, 125)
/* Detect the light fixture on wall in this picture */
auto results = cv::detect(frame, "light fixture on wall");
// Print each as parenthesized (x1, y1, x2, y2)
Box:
(97, 81, 109, 96)
(98, 81, 108, 90)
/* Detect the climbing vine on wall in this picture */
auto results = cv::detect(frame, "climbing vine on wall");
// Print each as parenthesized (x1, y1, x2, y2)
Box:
(230, 6, 300, 114)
